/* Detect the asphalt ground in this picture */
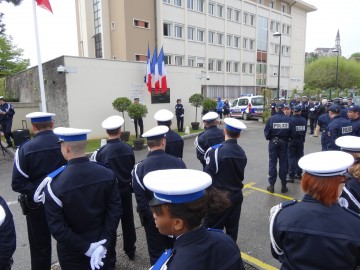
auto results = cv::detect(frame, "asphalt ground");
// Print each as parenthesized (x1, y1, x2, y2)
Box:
(0, 120, 321, 270)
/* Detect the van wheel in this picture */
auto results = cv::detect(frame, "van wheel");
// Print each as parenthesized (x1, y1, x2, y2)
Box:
(243, 113, 249, 120)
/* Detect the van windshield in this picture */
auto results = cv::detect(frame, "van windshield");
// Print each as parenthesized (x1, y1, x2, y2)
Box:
(252, 97, 264, 106)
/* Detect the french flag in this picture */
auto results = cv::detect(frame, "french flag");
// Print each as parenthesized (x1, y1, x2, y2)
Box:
(151, 46, 160, 93)
(145, 45, 152, 93)
(36, 0, 53, 13)
(158, 47, 168, 93)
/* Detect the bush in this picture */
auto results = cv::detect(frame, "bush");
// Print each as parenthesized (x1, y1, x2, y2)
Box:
(112, 97, 132, 131)
(202, 98, 217, 112)
(128, 103, 148, 119)
(189, 93, 204, 122)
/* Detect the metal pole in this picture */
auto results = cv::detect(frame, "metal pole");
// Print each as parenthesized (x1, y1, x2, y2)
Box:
(277, 35, 281, 99)
(335, 53, 339, 92)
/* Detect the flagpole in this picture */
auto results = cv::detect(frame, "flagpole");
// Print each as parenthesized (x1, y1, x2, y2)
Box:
(31, 0, 47, 112)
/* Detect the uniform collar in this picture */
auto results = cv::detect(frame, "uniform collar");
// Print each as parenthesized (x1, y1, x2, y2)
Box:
(68, 156, 89, 165)
(148, 149, 166, 157)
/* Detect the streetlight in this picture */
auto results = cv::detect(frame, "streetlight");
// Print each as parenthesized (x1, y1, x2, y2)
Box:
(273, 32, 282, 99)
(332, 48, 339, 100)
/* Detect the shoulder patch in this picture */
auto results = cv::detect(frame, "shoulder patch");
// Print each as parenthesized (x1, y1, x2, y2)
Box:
(211, 143, 223, 150)
(48, 165, 67, 179)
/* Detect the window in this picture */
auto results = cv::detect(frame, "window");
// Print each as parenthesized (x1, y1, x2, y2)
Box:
(133, 19, 150, 29)
(227, 34, 232, 47)
(243, 12, 248, 24)
(227, 7, 232, 20)
(226, 61, 232, 72)
(242, 63, 247, 73)
(234, 10, 241, 22)
(217, 5, 224, 17)
(208, 59, 215, 71)
(197, 0, 204, 12)
(269, 1, 275, 8)
(175, 56, 183, 66)
(208, 2, 214, 15)
(111, 21, 116, 30)
(282, 24, 286, 34)
(249, 63, 254, 74)
(258, 0, 263, 4)
(187, 0, 194, 9)
(234, 62, 240, 73)
(197, 29, 205, 42)
(234, 36, 240, 48)
(93, 0, 102, 58)
(188, 57, 195, 67)
(270, 20, 275, 31)
(135, 54, 147, 62)
(174, 24, 183, 38)
(197, 58, 205, 67)
(275, 44, 280, 54)
(165, 55, 172, 65)
(208, 31, 215, 43)
(188, 27, 195, 40)
(174, 0, 182, 7)
(249, 39, 254, 50)
(276, 22, 280, 32)
(281, 3, 288, 13)
(216, 60, 223, 71)
(250, 14, 255, 26)
(287, 25, 291, 35)
(217, 33, 223, 45)
(243, 38, 248, 49)
(163, 22, 172, 36)
(163, 0, 170, 3)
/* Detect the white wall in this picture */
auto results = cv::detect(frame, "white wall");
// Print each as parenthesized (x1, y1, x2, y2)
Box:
(63, 57, 202, 139)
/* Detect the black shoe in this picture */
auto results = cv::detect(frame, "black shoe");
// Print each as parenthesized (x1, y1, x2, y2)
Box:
(125, 247, 136, 261)
(294, 175, 302, 180)
(281, 185, 288, 193)
(286, 176, 294, 183)
(267, 185, 274, 193)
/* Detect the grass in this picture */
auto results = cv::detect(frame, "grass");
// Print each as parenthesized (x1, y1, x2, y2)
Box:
(85, 127, 203, 153)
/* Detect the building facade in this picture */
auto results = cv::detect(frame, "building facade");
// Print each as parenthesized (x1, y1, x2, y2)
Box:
(75, 0, 316, 99)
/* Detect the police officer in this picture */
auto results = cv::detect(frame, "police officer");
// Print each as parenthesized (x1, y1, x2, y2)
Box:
(144, 169, 245, 270)
(131, 126, 186, 265)
(133, 97, 144, 138)
(270, 151, 360, 269)
(194, 112, 224, 170)
(308, 97, 319, 135)
(264, 103, 291, 193)
(90, 116, 136, 263)
(287, 105, 306, 183)
(325, 104, 352, 150)
(316, 103, 331, 150)
(0, 196, 16, 270)
(154, 109, 184, 159)
(347, 105, 360, 136)
(300, 96, 309, 124)
(203, 118, 247, 241)
(0, 96, 15, 148)
(40, 127, 122, 270)
(11, 112, 66, 270)
(270, 98, 278, 116)
(336, 136, 360, 214)
(175, 99, 184, 132)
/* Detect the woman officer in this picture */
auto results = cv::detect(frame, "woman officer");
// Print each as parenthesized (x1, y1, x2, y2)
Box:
(270, 151, 360, 269)
(336, 135, 360, 214)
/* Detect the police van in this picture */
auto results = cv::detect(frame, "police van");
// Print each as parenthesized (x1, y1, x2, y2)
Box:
(230, 95, 265, 120)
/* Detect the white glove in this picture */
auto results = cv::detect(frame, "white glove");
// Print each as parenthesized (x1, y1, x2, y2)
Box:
(180, 114, 184, 117)
(131, 119, 134, 122)
(310, 108, 315, 112)
(90, 245, 107, 270)
(85, 239, 107, 257)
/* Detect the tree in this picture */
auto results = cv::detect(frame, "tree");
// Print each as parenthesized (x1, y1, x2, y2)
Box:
(350, 53, 360, 62)
(0, 35, 30, 78)
(304, 57, 360, 90)
(0, 0, 24, 35)
(188, 93, 204, 122)
(112, 97, 132, 131)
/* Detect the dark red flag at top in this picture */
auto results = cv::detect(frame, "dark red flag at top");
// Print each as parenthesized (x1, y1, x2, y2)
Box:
(35, 0, 53, 13)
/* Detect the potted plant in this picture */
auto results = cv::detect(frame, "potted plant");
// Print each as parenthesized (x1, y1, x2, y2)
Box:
(112, 97, 132, 142)
(127, 102, 148, 150)
(189, 93, 204, 130)
(202, 98, 217, 115)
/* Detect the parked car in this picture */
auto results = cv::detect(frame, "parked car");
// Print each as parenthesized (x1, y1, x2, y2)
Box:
(230, 95, 265, 120)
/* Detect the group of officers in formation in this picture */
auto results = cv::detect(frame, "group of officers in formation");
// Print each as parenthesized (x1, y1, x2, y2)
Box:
(0, 94, 360, 270)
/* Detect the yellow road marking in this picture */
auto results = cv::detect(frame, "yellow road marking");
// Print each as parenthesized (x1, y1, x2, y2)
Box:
(244, 182, 295, 200)
(241, 252, 278, 270)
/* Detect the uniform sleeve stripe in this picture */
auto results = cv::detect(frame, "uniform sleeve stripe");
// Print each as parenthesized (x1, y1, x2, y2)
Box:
(46, 180, 63, 208)
(14, 148, 29, 178)
(133, 163, 145, 191)
(343, 186, 360, 210)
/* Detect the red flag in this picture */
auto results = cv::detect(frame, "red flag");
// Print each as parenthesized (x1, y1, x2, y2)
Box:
(145, 45, 152, 93)
(36, 0, 53, 13)
(158, 47, 168, 93)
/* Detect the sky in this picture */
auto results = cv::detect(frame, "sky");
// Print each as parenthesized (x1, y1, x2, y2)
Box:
(1, 0, 359, 67)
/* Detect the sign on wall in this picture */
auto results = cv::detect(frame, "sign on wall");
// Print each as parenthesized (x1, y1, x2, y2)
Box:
(151, 89, 170, 104)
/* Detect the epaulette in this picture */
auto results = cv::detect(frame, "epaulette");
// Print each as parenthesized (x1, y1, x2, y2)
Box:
(280, 199, 298, 208)
(211, 143, 223, 150)
(48, 165, 67, 179)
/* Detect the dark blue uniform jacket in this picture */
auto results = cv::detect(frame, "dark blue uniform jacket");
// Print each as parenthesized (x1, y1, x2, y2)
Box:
(44, 157, 122, 253)
(272, 194, 360, 269)
(92, 138, 135, 188)
(325, 115, 352, 150)
(351, 117, 360, 136)
(264, 111, 291, 140)
(12, 130, 66, 198)
(340, 177, 360, 214)
(165, 226, 243, 270)
(204, 139, 247, 191)
(195, 126, 224, 167)
(165, 130, 184, 159)
(132, 150, 186, 218)
(289, 115, 306, 140)
(0, 196, 16, 265)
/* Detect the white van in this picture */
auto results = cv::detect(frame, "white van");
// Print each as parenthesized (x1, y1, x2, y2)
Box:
(230, 95, 265, 120)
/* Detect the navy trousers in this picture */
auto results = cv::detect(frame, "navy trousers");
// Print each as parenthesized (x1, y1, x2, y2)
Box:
(288, 139, 304, 177)
(268, 140, 288, 185)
